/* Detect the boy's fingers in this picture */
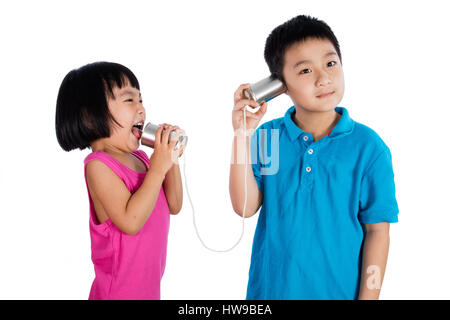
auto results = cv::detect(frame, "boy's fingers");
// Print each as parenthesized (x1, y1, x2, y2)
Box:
(233, 99, 260, 112)
(234, 83, 251, 104)
(255, 101, 268, 118)
(245, 113, 259, 120)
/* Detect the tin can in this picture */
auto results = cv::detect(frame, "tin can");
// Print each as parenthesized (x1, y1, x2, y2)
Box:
(141, 123, 188, 152)
(243, 76, 286, 103)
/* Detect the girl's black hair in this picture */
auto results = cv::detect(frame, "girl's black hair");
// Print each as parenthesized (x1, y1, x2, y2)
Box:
(264, 15, 342, 83)
(55, 61, 140, 151)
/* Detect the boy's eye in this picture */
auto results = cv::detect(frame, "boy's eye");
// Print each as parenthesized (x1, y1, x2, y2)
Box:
(327, 61, 336, 67)
(300, 68, 311, 75)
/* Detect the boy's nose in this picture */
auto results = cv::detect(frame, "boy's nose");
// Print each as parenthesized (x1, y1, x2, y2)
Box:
(316, 70, 332, 87)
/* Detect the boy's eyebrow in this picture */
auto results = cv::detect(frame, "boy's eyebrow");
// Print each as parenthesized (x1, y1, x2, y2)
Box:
(119, 89, 141, 97)
(293, 51, 338, 68)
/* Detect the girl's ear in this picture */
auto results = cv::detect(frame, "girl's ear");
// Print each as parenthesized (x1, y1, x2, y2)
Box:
(81, 107, 95, 130)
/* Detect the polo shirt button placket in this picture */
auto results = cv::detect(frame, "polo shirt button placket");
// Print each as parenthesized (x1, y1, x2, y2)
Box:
(306, 147, 314, 173)
(302, 164, 313, 189)
(303, 140, 315, 188)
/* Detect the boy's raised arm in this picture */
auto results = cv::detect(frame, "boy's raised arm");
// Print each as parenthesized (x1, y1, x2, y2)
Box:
(229, 83, 267, 218)
(229, 131, 263, 218)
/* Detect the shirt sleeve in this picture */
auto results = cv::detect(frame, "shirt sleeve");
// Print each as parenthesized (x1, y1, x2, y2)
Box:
(250, 128, 263, 192)
(358, 148, 399, 224)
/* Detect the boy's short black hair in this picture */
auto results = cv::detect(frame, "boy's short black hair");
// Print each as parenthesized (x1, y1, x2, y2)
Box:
(55, 61, 140, 151)
(264, 15, 342, 83)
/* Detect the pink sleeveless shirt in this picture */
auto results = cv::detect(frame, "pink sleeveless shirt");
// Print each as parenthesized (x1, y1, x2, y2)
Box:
(83, 149, 170, 300)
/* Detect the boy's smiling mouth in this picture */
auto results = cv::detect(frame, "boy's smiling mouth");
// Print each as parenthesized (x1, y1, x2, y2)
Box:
(316, 91, 335, 99)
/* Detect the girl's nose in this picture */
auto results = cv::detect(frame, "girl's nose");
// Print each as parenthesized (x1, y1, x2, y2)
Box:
(138, 102, 145, 114)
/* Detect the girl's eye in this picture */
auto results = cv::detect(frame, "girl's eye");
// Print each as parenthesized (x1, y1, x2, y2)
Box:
(124, 98, 143, 103)
(300, 68, 311, 75)
(327, 61, 336, 67)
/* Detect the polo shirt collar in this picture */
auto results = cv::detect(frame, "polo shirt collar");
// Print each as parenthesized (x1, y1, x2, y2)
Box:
(283, 106, 354, 141)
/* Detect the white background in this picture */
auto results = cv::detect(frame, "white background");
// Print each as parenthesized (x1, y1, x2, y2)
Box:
(0, 0, 449, 299)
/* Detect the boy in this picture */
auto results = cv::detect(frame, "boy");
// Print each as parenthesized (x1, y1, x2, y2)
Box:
(229, 15, 398, 300)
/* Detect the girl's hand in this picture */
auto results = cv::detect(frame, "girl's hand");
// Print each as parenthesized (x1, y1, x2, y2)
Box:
(232, 83, 268, 133)
(148, 124, 184, 176)
(162, 123, 186, 165)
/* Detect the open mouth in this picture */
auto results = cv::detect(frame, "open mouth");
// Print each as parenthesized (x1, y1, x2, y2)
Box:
(132, 122, 144, 139)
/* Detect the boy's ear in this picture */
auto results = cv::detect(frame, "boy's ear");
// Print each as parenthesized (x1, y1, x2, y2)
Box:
(278, 72, 289, 96)
(283, 82, 290, 97)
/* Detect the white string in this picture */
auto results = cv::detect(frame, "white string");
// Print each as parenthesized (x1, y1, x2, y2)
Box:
(182, 107, 248, 252)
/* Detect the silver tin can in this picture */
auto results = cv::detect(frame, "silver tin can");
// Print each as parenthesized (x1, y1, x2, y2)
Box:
(243, 76, 286, 103)
(141, 123, 188, 152)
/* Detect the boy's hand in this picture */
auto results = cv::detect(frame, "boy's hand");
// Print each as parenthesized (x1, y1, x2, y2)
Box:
(232, 83, 268, 132)
(148, 124, 184, 176)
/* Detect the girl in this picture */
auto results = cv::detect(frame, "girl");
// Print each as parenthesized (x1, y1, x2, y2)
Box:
(55, 61, 184, 300)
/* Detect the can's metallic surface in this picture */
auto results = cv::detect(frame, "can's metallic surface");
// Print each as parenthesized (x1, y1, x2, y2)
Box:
(243, 76, 286, 103)
(141, 123, 188, 152)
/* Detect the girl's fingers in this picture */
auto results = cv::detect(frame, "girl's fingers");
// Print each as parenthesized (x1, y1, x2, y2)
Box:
(177, 145, 185, 157)
(161, 125, 174, 145)
(168, 129, 182, 148)
(154, 125, 163, 147)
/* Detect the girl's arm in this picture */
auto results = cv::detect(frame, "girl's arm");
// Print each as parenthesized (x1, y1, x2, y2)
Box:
(86, 161, 165, 235)
(86, 126, 181, 235)
(358, 222, 390, 300)
(162, 153, 184, 215)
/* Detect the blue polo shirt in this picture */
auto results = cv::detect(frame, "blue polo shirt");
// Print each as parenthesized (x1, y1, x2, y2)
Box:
(247, 106, 399, 300)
